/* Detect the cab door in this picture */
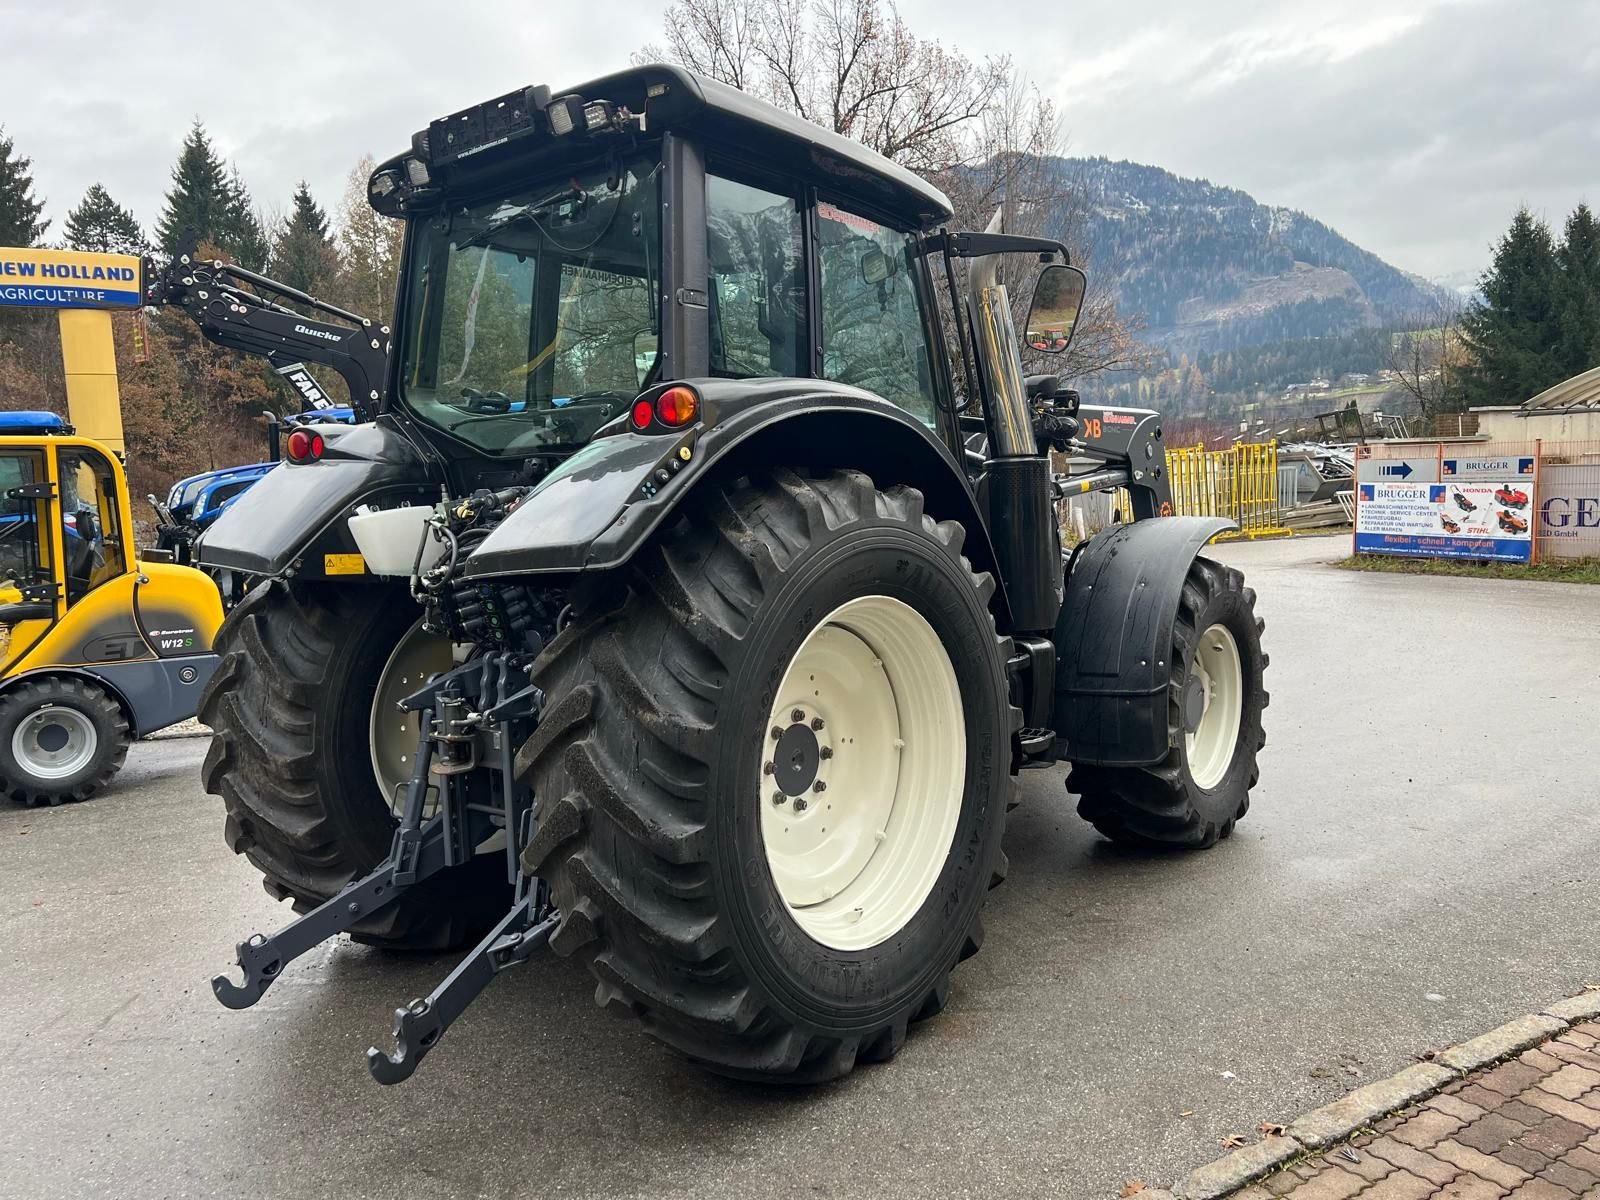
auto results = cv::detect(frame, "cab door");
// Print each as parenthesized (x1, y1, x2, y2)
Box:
(0, 447, 62, 674)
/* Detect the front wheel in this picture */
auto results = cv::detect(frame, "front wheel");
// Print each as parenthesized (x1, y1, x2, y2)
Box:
(0, 677, 130, 806)
(1069, 556, 1268, 848)
(520, 469, 1016, 1082)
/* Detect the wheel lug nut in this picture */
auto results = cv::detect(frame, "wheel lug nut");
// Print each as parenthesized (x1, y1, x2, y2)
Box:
(763, 761, 776, 775)
(812, 780, 827, 793)
(820, 746, 833, 760)
(771, 726, 783, 740)
(810, 717, 824, 731)
(791, 708, 805, 723)
(794, 797, 808, 812)
(771, 791, 786, 806)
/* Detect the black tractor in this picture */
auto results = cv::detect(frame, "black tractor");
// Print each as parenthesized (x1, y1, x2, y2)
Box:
(196, 65, 1268, 1084)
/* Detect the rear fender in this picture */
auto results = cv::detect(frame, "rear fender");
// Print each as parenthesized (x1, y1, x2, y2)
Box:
(194, 419, 435, 580)
(1050, 516, 1234, 766)
(464, 378, 1012, 627)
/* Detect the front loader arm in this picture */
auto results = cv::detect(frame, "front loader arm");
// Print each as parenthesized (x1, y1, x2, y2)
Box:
(144, 250, 390, 421)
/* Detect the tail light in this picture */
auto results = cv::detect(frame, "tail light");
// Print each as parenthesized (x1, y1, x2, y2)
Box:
(285, 429, 325, 463)
(631, 386, 700, 431)
(655, 386, 698, 427)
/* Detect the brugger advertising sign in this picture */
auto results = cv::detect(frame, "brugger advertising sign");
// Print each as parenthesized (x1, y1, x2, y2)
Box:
(0, 248, 144, 309)
(1355, 480, 1534, 562)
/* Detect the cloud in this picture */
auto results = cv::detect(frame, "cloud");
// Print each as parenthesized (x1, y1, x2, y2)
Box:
(1, 0, 1594, 279)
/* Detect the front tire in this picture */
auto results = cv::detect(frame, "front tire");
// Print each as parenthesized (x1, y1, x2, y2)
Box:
(0, 677, 129, 806)
(1069, 557, 1267, 848)
(519, 469, 1015, 1082)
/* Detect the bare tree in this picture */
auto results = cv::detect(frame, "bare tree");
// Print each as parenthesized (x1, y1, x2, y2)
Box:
(1387, 294, 1468, 416)
(638, 0, 1149, 381)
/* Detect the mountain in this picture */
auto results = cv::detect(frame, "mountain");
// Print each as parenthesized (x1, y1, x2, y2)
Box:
(1058, 158, 1448, 355)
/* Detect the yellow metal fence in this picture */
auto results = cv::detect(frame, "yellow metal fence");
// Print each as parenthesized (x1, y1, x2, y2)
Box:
(1166, 442, 1289, 539)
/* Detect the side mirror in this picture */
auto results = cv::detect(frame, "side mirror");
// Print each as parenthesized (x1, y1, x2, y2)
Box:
(634, 331, 659, 390)
(1025, 264, 1087, 355)
(860, 248, 895, 286)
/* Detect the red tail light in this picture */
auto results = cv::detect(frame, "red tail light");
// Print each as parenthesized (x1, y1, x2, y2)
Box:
(286, 429, 325, 463)
(630, 399, 656, 430)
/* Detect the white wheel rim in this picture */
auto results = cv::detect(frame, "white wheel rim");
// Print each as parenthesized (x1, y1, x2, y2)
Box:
(1185, 623, 1243, 791)
(370, 621, 455, 813)
(12, 705, 98, 780)
(758, 595, 966, 952)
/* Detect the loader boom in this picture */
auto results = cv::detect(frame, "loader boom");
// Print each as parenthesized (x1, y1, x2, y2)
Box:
(144, 249, 390, 420)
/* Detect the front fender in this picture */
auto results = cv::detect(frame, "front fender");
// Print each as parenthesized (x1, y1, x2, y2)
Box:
(465, 378, 1011, 624)
(1050, 515, 1235, 766)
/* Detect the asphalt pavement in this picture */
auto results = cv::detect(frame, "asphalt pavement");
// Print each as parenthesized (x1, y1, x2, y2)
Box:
(3, 536, 1597, 1200)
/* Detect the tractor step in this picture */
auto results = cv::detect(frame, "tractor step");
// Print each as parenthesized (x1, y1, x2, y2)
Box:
(1017, 726, 1058, 765)
(209, 650, 553, 1083)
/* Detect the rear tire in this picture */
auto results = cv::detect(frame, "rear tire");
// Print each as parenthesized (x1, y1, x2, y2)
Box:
(519, 469, 1015, 1082)
(199, 580, 509, 948)
(0, 677, 129, 806)
(1069, 556, 1267, 849)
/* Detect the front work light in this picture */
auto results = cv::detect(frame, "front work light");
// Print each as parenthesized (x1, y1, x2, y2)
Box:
(547, 95, 584, 136)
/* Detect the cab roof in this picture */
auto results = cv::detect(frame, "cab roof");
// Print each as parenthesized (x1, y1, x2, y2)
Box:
(384, 63, 954, 228)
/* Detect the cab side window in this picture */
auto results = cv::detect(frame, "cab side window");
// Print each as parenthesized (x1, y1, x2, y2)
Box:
(58, 448, 126, 603)
(0, 451, 50, 592)
(706, 175, 806, 378)
(816, 203, 939, 428)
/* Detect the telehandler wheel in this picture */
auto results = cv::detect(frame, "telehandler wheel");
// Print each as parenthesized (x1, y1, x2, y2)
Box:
(520, 469, 1016, 1083)
(0, 677, 130, 806)
(1069, 557, 1267, 849)
(200, 580, 510, 949)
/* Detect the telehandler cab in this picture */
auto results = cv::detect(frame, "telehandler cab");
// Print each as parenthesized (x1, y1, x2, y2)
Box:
(0, 412, 223, 804)
(196, 64, 1268, 1084)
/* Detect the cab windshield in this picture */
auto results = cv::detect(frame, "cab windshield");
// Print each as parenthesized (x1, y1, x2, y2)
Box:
(398, 152, 661, 456)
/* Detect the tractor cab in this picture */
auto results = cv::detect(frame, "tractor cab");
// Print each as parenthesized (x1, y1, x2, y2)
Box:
(364, 65, 1068, 472)
(0, 413, 224, 804)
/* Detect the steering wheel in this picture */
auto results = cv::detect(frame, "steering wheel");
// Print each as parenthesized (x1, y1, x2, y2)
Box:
(459, 387, 512, 415)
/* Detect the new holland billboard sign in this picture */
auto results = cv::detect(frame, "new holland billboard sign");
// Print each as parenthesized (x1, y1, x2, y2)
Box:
(0, 248, 144, 310)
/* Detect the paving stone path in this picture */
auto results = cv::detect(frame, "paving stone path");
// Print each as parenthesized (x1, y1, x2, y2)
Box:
(1231, 1022, 1600, 1200)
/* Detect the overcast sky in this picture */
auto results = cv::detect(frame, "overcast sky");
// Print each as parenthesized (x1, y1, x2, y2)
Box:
(2, 0, 1595, 280)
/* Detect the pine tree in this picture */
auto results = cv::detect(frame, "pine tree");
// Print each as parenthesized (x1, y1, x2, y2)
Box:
(1459, 208, 1564, 406)
(0, 128, 49, 246)
(63, 183, 145, 255)
(222, 165, 270, 271)
(1554, 203, 1600, 379)
(154, 121, 269, 268)
(269, 182, 339, 294)
(155, 121, 231, 254)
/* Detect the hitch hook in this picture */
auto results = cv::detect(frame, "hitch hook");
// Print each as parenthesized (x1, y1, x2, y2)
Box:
(212, 933, 283, 1010)
(366, 998, 443, 1085)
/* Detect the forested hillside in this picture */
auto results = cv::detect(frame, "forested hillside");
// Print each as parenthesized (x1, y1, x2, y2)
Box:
(1057, 157, 1445, 352)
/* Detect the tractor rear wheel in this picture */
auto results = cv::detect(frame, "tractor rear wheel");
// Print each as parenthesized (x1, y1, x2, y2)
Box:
(519, 469, 1015, 1082)
(1069, 557, 1267, 848)
(0, 676, 130, 806)
(199, 580, 509, 948)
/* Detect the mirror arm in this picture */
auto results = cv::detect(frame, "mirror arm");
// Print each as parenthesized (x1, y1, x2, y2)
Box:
(919, 231, 1070, 266)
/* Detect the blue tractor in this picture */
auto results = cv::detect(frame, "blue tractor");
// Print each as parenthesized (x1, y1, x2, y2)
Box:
(148, 406, 359, 566)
